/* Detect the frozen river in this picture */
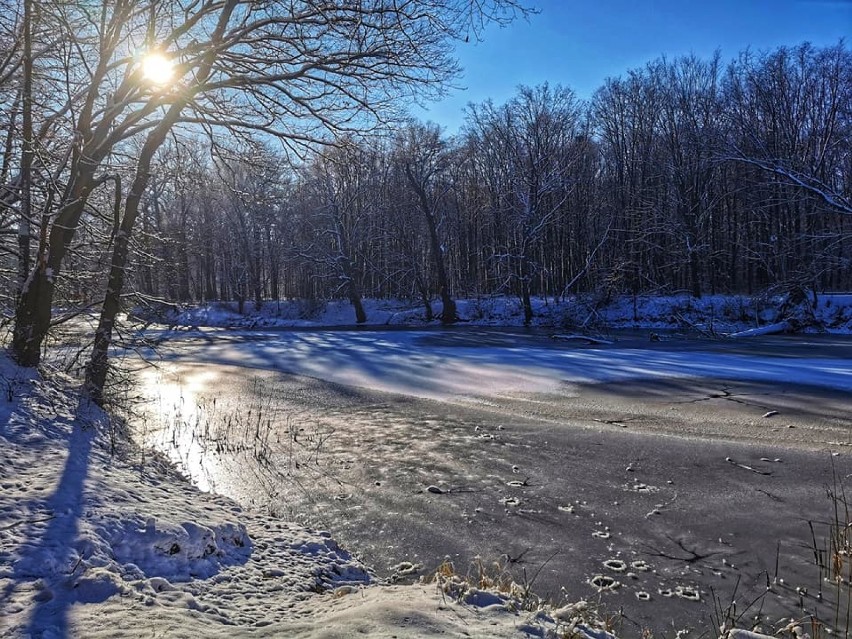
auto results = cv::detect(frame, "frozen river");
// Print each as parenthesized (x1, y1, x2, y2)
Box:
(129, 328, 852, 634)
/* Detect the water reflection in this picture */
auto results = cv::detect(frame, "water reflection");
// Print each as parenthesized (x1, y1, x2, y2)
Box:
(137, 366, 222, 493)
(136, 366, 300, 505)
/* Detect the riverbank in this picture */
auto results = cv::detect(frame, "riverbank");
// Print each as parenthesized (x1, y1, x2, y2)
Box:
(0, 353, 617, 638)
(137, 292, 852, 335)
(4, 307, 848, 636)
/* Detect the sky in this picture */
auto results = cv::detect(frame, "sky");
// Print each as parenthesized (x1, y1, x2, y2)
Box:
(413, 0, 851, 133)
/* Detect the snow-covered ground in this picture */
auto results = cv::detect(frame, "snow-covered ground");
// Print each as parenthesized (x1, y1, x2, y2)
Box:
(4, 292, 847, 638)
(0, 355, 619, 638)
(140, 293, 852, 334)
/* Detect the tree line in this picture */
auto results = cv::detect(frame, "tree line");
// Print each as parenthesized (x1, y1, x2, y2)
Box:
(128, 42, 851, 325)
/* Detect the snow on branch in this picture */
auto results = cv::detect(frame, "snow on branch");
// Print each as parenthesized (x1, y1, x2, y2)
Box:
(725, 153, 852, 216)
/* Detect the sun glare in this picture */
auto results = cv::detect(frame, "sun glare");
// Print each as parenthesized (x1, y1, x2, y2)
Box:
(141, 53, 175, 85)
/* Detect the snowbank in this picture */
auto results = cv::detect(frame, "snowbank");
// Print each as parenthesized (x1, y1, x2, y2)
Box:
(0, 354, 613, 638)
(134, 293, 852, 334)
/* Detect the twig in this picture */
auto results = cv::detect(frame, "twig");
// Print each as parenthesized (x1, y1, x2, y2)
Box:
(0, 514, 55, 530)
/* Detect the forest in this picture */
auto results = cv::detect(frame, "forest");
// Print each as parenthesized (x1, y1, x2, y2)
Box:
(158, 45, 850, 318)
(0, 1, 849, 398)
(23, 43, 852, 320)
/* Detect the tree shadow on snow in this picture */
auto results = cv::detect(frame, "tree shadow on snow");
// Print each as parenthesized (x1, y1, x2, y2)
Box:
(3, 401, 95, 638)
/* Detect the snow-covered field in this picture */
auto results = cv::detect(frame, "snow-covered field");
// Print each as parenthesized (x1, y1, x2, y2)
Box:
(141, 293, 852, 334)
(0, 355, 619, 638)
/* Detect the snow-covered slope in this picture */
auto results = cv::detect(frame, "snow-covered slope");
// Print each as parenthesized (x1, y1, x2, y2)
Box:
(0, 355, 613, 638)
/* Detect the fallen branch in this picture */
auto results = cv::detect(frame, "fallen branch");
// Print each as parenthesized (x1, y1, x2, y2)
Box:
(725, 457, 772, 476)
(727, 321, 792, 339)
(550, 334, 613, 345)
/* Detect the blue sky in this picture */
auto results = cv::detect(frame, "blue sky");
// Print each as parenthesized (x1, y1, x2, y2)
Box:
(414, 0, 851, 132)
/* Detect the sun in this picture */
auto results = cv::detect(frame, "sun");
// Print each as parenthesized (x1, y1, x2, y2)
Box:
(141, 52, 175, 86)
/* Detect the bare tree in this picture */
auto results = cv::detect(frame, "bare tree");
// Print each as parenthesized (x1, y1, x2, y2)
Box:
(722, 42, 852, 292)
(467, 84, 582, 323)
(723, 43, 851, 215)
(294, 140, 377, 323)
(397, 122, 458, 323)
(657, 53, 723, 298)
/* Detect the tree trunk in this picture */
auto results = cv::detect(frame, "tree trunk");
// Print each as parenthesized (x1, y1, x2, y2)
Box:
(269, 260, 280, 302)
(405, 166, 456, 324)
(689, 246, 702, 299)
(340, 256, 366, 323)
(140, 203, 155, 295)
(205, 250, 218, 300)
(11, 268, 53, 366)
(85, 122, 181, 402)
(253, 261, 263, 311)
(438, 286, 457, 324)
(177, 230, 192, 301)
(520, 255, 533, 326)
(85, 235, 129, 404)
(12, 170, 96, 366)
(416, 275, 433, 321)
(348, 284, 367, 324)
(521, 284, 533, 325)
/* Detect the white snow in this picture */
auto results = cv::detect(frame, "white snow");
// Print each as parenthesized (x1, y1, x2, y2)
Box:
(140, 293, 852, 334)
(727, 321, 791, 338)
(0, 354, 614, 638)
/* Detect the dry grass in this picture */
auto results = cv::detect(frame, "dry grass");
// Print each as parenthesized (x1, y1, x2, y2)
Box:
(713, 465, 851, 639)
(426, 557, 622, 638)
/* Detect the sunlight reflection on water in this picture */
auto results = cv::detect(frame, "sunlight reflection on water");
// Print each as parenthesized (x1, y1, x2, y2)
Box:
(138, 366, 220, 493)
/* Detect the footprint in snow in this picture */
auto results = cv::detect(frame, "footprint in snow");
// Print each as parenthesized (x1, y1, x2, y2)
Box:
(391, 561, 422, 577)
(589, 575, 620, 592)
(603, 559, 627, 572)
(675, 585, 700, 601)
